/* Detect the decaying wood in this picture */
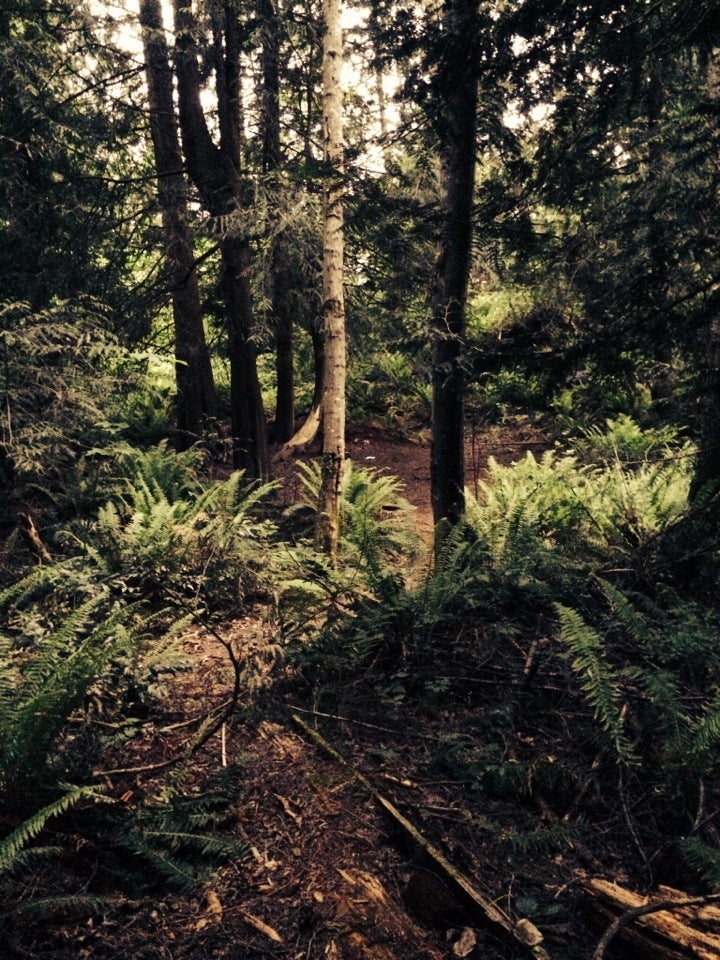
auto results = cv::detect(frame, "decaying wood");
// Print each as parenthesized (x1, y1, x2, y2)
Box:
(584, 877, 720, 960)
(291, 713, 549, 960)
(19, 511, 52, 564)
(239, 909, 283, 943)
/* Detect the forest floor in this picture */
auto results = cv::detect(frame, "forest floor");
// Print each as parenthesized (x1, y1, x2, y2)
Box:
(14, 420, 650, 960)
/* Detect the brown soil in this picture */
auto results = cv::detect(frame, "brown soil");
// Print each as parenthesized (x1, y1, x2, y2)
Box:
(11, 421, 610, 960)
(274, 419, 554, 540)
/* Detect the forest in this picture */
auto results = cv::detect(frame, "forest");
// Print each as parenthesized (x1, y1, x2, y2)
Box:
(2, 0, 720, 957)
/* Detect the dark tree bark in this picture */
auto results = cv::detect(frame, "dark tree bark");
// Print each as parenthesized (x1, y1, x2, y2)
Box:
(260, 0, 295, 443)
(430, 0, 479, 526)
(691, 48, 720, 500)
(172, 0, 269, 479)
(139, 0, 217, 450)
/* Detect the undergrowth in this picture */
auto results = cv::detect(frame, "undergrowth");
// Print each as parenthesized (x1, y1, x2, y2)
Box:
(288, 425, 720, 891)
(0, 438, 277, 932)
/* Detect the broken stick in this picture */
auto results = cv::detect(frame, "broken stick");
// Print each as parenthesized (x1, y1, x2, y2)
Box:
(291, 712, 549, 960)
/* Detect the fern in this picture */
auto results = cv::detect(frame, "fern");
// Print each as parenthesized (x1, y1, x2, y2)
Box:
(555, 603, 635, 763)
(0, 601, 136, 787)
(0, 561, 66, 609)
(92, 453, 276, 608)
(293, 459, 420, 579)
(682, 696, 720, 776)
(113, 439, 202, 502)
(679, 837, 720, 891)
(11, 893, 110, 921)
(573, 414, 684, 465)
(0, 784, 103, 876)
(111, 760, 251, 892)
(507, 819, 584, 856)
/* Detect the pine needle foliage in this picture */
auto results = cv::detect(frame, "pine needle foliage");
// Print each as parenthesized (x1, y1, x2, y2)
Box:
(0, 300, 127, 498)
(679, 837, 720, 892)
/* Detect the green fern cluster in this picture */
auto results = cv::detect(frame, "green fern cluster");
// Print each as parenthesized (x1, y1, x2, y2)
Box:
(572, 413, 684, 465)
(0, 563, 148, 914)
(292, 459, 421, 576)
(277, 461, 421, 655)
(475, 446, 691, 565)
(0, 590, 138, 795)
(107, 760, 250, 893)
(553, 578, 720, 810)
(0, 553, 252, 923)
(89, 441, 276, 608)
(347, 351, 431, 425)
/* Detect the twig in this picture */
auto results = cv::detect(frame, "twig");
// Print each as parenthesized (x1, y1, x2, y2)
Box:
(95, 614, 243, 779)
(692, 778, 706, 833)
(288, 703, 397, 734)
(618, 765, 653, 886)
(291, 712, 549, 960)
(592, 893, 720, 960)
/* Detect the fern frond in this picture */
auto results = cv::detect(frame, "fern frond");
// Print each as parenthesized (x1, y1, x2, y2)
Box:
(679, 836, 720, 891)
(0, 784, 103, 876)
(11, 893, 110, 921)
(555, 603, 635, 763)
(683, 697, 720, 774)
(1, 603, 136, 781)
(0, 561, 65, 609)
(508, 818, 583, 855)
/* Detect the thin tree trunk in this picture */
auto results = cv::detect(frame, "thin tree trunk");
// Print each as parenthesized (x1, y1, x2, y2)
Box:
(691, 48, 720, 499)
(430, 0, 479, 526)
(139, 0, 216, 450)
(316, 0, 345, 558)
(279, 316, 324, 454)
(260, 0, 295, 442)
(222, 236, 269, 475)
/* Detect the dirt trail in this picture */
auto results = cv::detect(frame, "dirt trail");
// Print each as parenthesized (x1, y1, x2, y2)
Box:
(32, 422, 568, 960)
(273, 419, 553, 539)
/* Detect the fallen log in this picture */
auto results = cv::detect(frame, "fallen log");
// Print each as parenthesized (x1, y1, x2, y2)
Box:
(584, 877, 720, 960)
(291, 712, 549, 960)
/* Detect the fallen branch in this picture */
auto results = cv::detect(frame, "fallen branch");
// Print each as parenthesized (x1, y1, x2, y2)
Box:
(585, 877, 720, 960)
(291, 712, 549, 960)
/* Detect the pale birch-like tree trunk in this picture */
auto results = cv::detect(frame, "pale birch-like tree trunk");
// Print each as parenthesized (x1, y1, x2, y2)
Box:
(316, 0, 346, 557)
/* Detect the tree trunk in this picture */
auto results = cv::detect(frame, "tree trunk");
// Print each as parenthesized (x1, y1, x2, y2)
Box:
(172, 0, 269, 479)
(430, 0, 479, 527)
(691, 48, 720, 500)
(316, 0, 346, 558)
(221, 235, 269, 476)
(138, 0, 216, 450)
(260, 0, 295, 443)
